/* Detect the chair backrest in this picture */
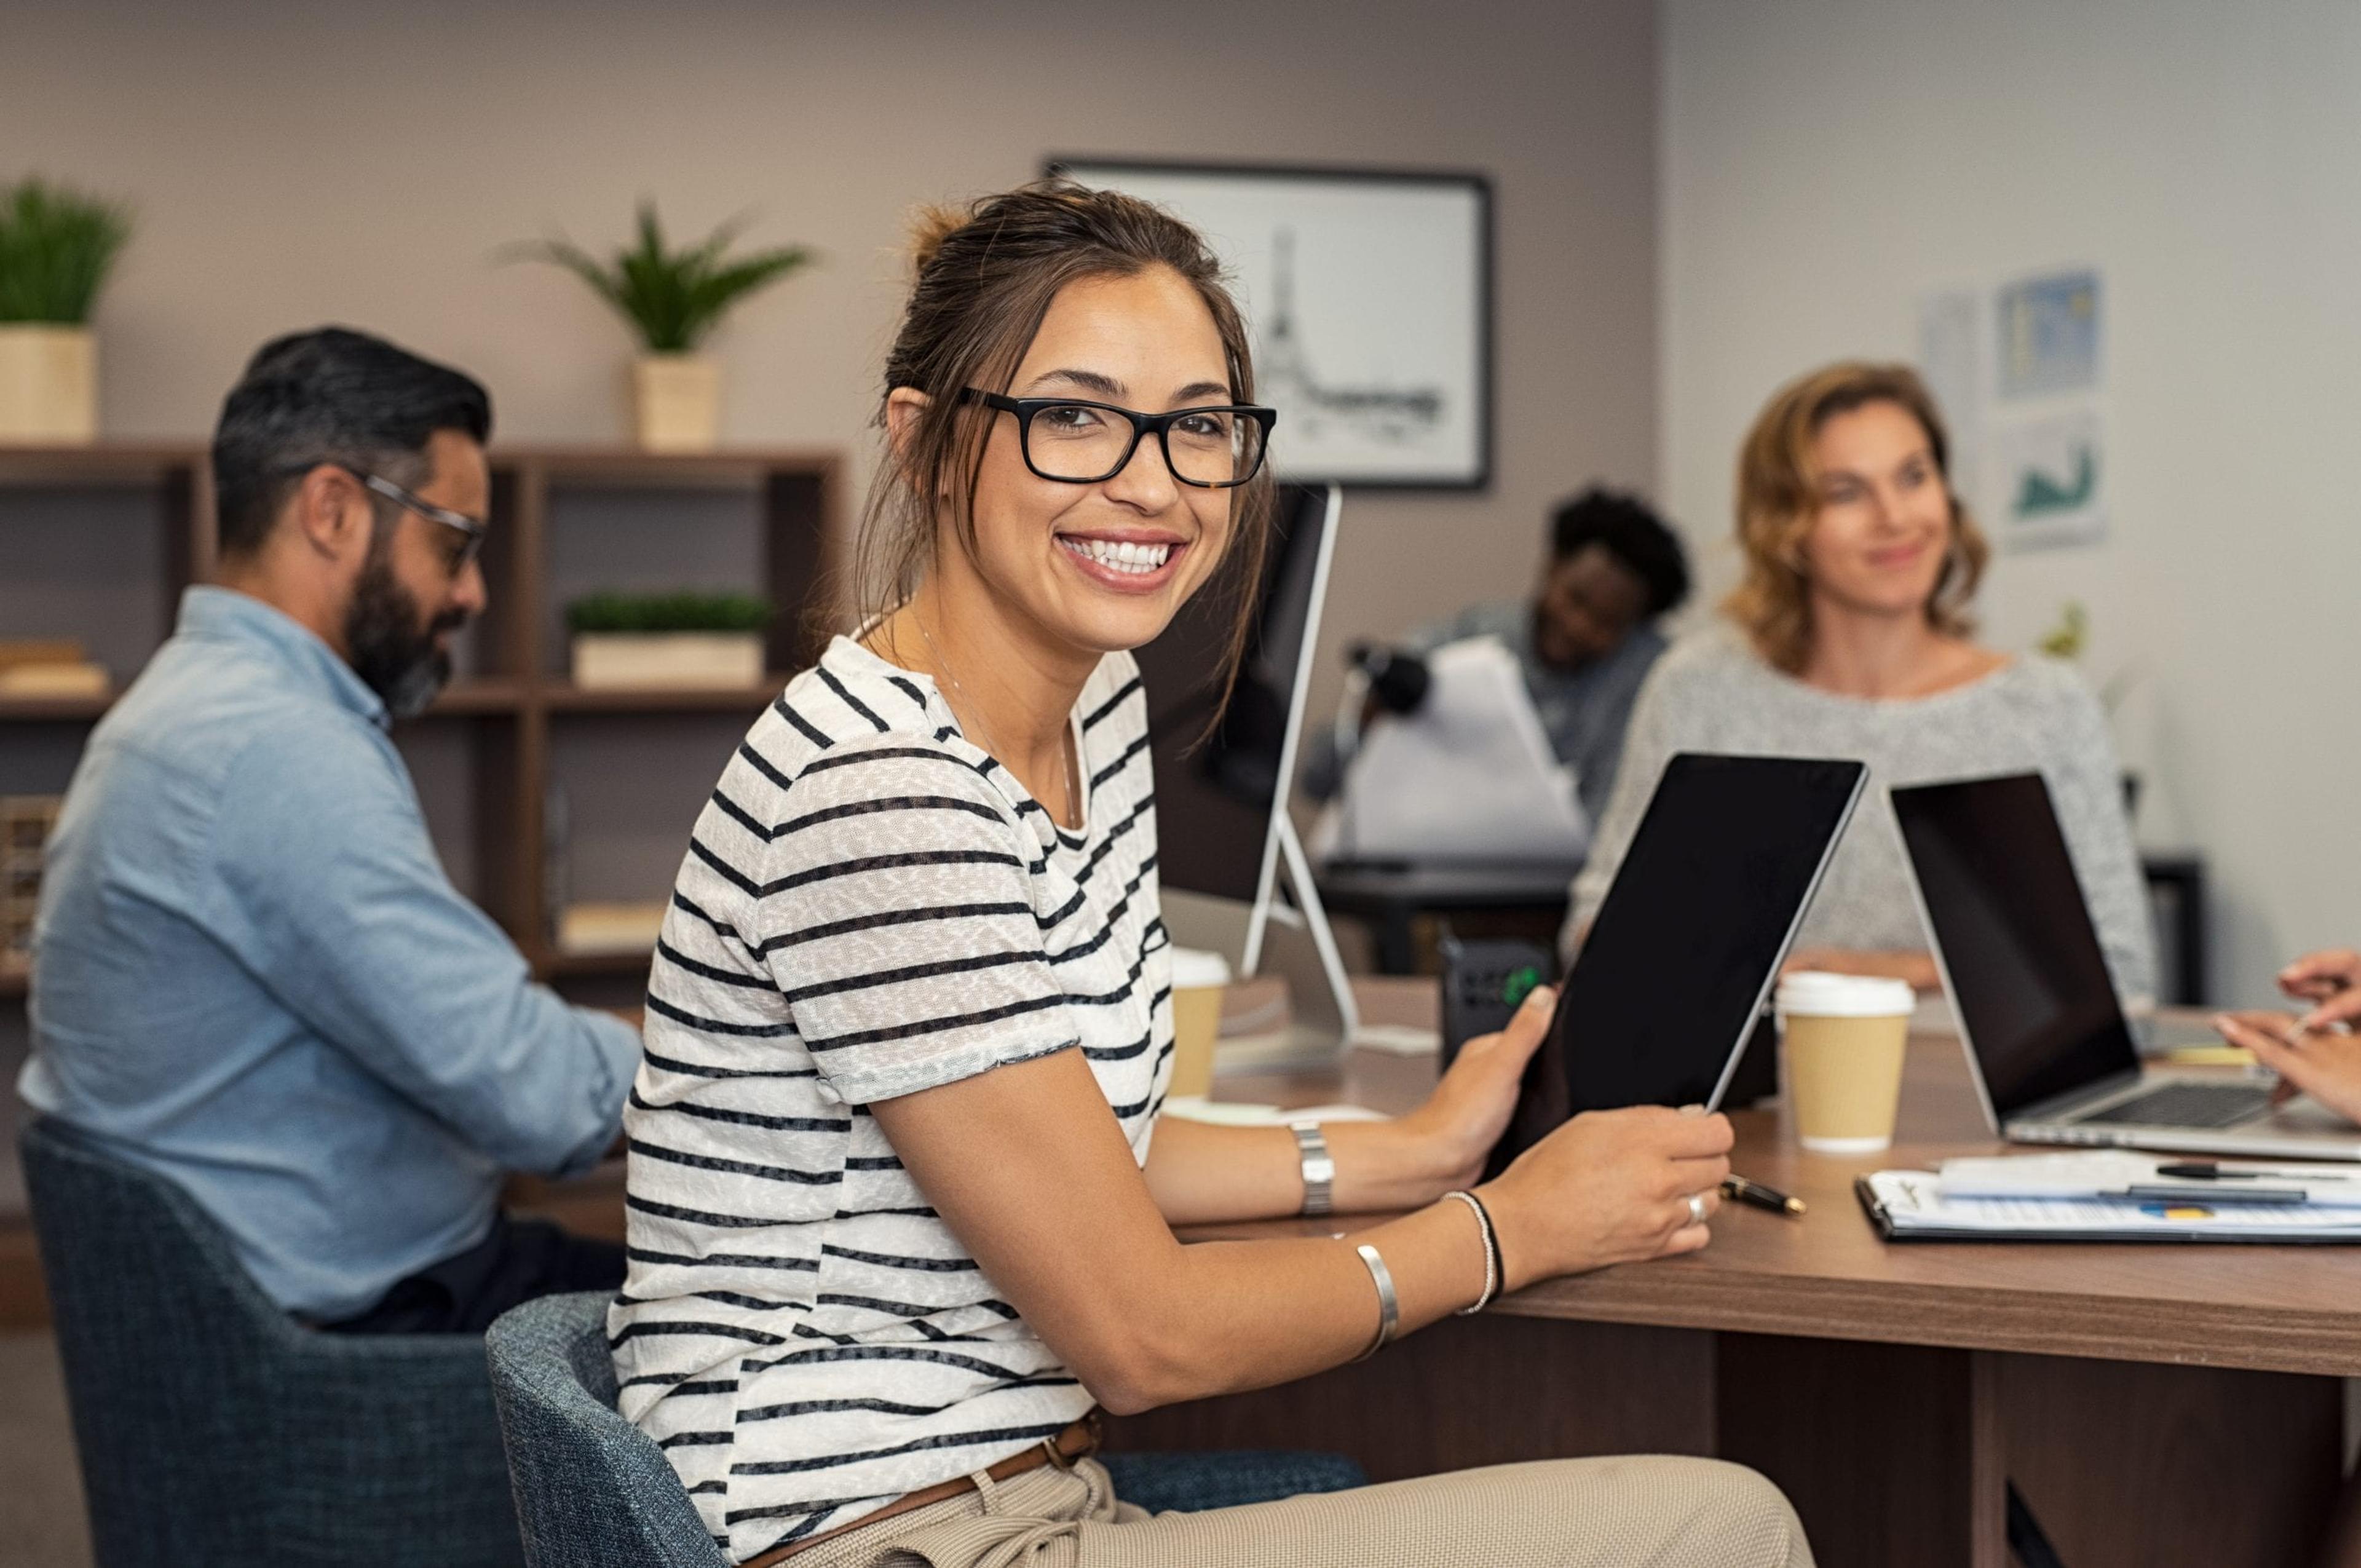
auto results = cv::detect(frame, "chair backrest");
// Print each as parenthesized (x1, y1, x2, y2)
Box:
(485, 1290, 729, 1568)
(18, 1116, 521, 1568)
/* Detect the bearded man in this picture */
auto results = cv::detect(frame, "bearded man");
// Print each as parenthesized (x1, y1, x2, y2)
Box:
(20, 328, 639, 1332)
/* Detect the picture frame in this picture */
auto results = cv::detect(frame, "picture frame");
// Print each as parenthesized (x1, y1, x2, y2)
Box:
(1046, 157, 1494, 490)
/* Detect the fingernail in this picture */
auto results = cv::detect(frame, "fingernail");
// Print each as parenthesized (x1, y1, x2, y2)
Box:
(1678, 1103, 1706, 1116)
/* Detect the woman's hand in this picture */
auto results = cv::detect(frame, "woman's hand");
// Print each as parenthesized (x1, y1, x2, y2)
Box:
(1479, 1104, 1734, 1291)
(2215, 1010, 2361, 1125)
(2279, 949, 2361, 1032)
(1391, 983, 1560, 1192)
(1784, 946, 1940, 992)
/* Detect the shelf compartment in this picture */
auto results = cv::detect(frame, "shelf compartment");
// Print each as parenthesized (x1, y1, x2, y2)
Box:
(543, 681, 783, 713)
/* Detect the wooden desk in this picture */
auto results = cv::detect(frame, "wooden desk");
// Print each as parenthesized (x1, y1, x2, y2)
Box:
(1099, 980, 2355, 1568)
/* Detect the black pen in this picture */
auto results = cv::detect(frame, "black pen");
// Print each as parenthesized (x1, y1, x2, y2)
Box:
(1722, 1174, 1806, 1216)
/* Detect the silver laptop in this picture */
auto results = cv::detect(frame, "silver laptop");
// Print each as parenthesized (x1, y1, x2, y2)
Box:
(1891, 772, 2361, 1160)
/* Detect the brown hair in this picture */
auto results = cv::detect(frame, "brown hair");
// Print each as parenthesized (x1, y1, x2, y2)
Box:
(1723, 360, 1989, 673)
(845, 179, 1271, 699)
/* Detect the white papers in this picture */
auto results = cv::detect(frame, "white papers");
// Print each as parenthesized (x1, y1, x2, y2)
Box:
(1330, 635, 1589, 861)
(1862, 1169, 2361, 1241)
(1935, 1151, 2361, 1206)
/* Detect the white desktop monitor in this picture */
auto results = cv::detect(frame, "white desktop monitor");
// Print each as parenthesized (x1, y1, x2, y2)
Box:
(1133, 483, 1358, 1063)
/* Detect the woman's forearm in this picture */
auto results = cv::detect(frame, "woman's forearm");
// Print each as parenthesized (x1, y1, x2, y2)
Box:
(1102, 1194, 1492, 1412)
(1141, 1112, 1465, 1225)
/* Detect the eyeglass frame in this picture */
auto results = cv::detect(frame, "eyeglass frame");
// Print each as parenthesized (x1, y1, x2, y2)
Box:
(957, 389, 1277, 489)
(330, 462, 490, 576)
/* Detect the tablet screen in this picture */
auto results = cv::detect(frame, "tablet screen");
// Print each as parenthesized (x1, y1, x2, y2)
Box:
(1486, 753, 1865, 1177)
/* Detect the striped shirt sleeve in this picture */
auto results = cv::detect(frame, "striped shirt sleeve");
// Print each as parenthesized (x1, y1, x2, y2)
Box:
(754, 740, 1079, 1105)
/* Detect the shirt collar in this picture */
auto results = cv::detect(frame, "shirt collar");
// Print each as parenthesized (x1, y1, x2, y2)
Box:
(176, 585, 390, 729)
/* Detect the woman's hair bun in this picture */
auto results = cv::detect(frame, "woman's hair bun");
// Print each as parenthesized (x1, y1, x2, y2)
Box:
(907, 202, 968, 277)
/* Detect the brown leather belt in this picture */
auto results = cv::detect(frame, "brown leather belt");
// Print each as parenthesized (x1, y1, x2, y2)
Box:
(742, 1412, 1102, 1566)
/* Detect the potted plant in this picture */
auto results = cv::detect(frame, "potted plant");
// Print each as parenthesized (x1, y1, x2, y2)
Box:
(0, 178, 132, 445)
(512, 203, 812, 451)
(567, 590, 773, 689)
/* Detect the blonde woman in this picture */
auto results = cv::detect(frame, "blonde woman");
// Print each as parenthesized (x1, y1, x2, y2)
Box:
(1566, 362, 2153, 999)
(609, 182, 1811, 1568)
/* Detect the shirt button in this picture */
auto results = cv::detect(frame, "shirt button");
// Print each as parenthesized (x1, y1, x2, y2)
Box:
(813, 1081, 840, 1105)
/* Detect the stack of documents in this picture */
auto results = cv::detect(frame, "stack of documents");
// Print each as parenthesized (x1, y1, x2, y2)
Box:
(1859, 1151, 2361, 1242)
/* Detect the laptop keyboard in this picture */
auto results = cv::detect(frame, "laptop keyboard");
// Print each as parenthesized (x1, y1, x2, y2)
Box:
(2074, 1083, 2277, 1129)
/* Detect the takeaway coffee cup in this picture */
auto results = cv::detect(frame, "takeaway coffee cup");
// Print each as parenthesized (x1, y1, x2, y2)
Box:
(1778, 971, 1916, 1154)
(1168, 946, 1233, 1099)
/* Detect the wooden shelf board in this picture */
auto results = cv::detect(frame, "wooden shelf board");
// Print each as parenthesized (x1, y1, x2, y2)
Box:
(543, 681, 782, 713)
(0, 442, 834, 486)
(423, 678, 527, 716)
(516, 446, 837, 487)
(537, 948, 655, 977)
(0, 443, 205, 484)
(0, 693, 113, 723)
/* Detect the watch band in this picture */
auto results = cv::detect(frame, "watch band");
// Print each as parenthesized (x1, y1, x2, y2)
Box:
(1289, 1120, 1335, 1217)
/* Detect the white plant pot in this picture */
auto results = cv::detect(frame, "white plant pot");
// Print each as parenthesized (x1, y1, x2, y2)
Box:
(0, 325, 98, 445)
(572, 631, 764, 690)
(632, 355, 721, 452)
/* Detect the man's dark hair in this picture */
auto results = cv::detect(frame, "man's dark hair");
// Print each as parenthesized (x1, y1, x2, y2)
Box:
(1550, 485, 1690, 618)
(212, 327, 492, 559)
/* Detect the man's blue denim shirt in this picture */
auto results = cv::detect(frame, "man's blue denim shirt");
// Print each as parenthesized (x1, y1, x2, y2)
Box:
(20, 587, 641, 1320)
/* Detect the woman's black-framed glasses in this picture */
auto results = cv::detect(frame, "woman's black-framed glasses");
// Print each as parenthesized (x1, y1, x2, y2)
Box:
(334, 463, 490, 576)
(960, 389, 1275, 489)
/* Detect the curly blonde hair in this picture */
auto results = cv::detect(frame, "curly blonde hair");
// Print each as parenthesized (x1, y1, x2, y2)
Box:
(1722, 361, 1988, 674)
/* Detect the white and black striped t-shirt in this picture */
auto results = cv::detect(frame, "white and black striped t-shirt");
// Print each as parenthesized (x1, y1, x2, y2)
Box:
(610, 636, 1173, 1562)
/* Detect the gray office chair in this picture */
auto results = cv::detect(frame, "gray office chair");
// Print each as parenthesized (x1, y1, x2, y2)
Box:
(18, 1116, 523, 1568)
(486, 1291, 1368, 1567)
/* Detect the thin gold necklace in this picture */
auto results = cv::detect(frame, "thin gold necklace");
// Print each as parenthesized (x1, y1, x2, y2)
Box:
(911, 610, 1081, 830)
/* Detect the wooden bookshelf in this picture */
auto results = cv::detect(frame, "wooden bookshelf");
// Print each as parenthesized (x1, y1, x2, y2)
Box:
(0, 442, 843, 1004)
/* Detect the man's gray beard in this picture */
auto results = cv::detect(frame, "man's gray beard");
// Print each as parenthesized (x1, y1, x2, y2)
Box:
(344, 550, 454, 720)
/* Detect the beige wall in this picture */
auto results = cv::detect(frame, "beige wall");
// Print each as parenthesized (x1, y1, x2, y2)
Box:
(1, 0, 1659, 722)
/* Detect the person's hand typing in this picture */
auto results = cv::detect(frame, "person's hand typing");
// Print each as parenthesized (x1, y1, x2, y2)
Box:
(2214, 1009, 2361, 1126)
(2278, 948, 2361, 1033)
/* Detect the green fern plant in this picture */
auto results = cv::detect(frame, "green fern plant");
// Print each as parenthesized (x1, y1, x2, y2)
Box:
(510, 202, 813, 354)
(566, 591, 773, 635)
(0, 178, 133, 324)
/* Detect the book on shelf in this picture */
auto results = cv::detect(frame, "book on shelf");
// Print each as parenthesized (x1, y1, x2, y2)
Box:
(555, 900, 667, 956)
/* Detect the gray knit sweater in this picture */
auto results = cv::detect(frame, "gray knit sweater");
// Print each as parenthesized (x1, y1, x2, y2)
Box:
(1565, 627, 2157, 1001)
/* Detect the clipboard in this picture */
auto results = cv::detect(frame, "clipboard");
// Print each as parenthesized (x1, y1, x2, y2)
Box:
(1855, 1170, 2361, 1244)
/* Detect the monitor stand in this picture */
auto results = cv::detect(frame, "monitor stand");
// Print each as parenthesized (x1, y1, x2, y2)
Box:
(1162, 816, 1361, 1073)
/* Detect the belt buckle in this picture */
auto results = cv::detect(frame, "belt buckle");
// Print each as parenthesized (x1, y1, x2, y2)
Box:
(1044, 1411, 1103, 1471)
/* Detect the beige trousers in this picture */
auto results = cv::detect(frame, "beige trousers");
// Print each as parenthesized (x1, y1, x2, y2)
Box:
(788, 1453, 1814, 1568)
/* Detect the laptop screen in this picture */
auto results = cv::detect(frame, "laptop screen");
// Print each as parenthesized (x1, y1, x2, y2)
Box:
(1487, 753, 1865, 1176)
(1891, 773, 2139, 1117)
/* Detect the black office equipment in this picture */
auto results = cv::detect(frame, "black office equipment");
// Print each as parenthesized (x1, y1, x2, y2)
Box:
(1485, 754, 1865, 1178)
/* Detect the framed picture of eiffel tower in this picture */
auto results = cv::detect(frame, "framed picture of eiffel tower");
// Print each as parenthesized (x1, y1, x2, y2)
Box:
(1048, 157, 1493, 489)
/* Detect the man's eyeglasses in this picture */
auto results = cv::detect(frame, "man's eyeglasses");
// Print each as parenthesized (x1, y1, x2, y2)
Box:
(959, 390, 1275, 489)
(334, 464, 489, 576)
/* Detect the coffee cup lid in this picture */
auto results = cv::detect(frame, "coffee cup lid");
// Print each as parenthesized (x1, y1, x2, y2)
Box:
(1775, 970, 1915, 1018)
(1170, 946, 1232, 990)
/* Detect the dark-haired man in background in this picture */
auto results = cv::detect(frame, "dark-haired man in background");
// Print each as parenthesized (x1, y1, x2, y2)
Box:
(1307, 486, 1692, 826)
(21, 327, 639, 1332)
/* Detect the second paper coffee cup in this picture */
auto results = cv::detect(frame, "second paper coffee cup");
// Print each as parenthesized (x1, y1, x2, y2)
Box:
(1777, 971, 1915, 1154)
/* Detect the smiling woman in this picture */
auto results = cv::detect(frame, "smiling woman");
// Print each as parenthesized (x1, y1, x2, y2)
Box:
(1565, 361, 2156, 1003)
(610, 181, 1811, 1568)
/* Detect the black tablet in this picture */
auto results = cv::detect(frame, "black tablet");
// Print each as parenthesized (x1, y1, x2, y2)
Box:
(1485, 753, 1867, 1179)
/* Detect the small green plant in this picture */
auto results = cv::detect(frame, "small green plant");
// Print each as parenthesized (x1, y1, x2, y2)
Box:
(2037, 600, 2089, 662)
(510, 202, 813, 354)
(567, 591, 773, 635)
(0, 178, 133, 324)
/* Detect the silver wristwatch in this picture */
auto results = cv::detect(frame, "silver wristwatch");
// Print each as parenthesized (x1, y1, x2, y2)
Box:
(1289, 1120, 1334, 1217)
